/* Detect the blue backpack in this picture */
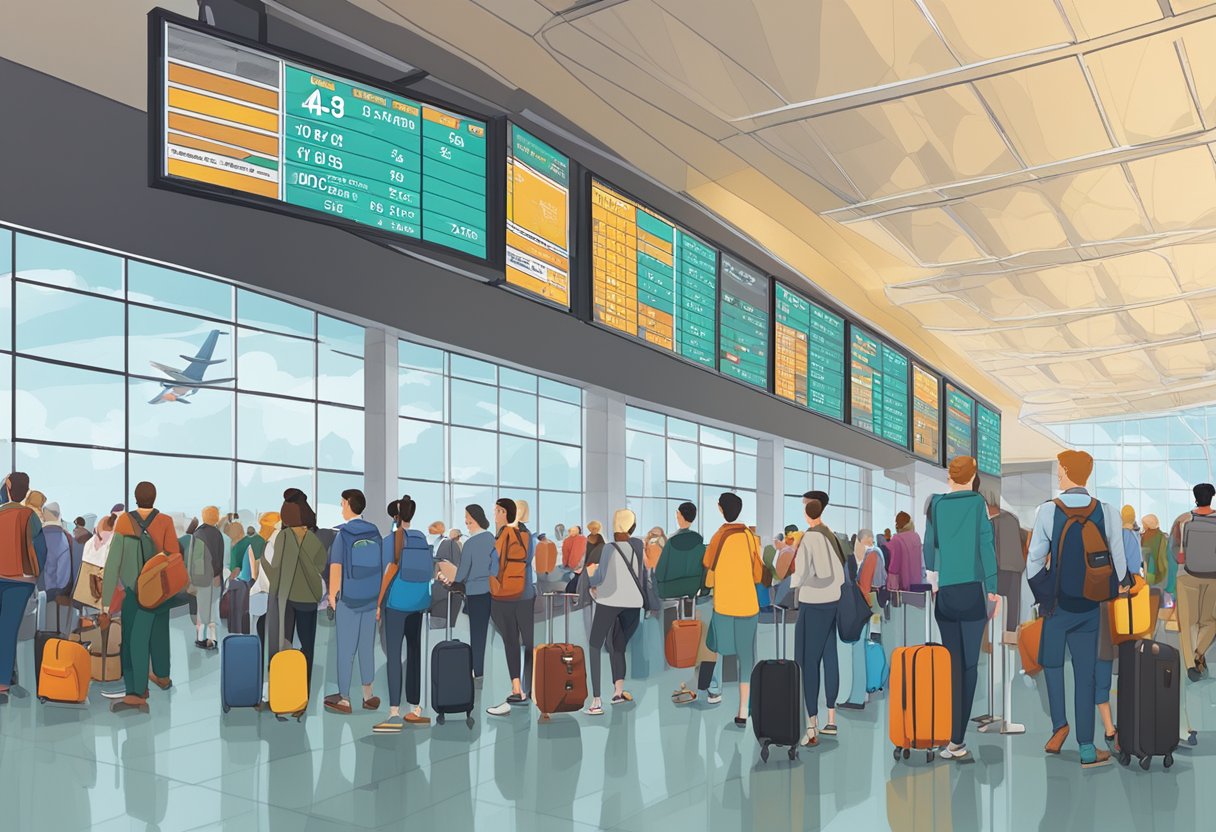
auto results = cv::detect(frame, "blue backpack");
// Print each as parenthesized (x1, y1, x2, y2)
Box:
(386, 528, 433, 612)
(340, 526, 384, 606)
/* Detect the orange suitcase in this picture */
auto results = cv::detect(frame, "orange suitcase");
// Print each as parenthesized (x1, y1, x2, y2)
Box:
(665, 619, 702, 669)
(889, 644, 951, 762)
(535, 539, 558, 575)
(38, 638, 91, 704)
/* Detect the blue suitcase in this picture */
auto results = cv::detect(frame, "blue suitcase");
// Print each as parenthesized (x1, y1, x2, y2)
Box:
(221, 634, 262, 713)
(865, 639, 889, 693)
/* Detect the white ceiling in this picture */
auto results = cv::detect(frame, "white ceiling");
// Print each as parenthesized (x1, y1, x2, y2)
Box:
(21, 1, 1216, 457)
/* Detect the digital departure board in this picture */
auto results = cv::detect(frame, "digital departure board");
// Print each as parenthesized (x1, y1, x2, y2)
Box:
(945, 384, 975, 463)
(774, 283, 845, 420)
(591, 180, 717, 367)
(506, 125, 570, 307)
(912, 364, 941, 463)
(159, 21, 488, 258)
(977, 403, 1002, 476)
(719, 254, 769, 389)
(850, 329, 909, 447)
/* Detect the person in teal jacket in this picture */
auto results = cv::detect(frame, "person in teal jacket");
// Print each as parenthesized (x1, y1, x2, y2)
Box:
(923, 456, 998, 762)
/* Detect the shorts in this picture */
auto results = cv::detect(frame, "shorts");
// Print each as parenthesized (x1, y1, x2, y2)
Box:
(707, 612, 757, 673)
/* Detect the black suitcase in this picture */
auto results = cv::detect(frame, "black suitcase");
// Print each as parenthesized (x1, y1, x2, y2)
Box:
(429, 592, 474, 727)
(751, 607, 801, 762)
(1117, 639, 1181, 770)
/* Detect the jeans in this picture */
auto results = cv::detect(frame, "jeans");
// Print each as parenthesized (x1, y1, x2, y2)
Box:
(335, 601, 377, 699)
(1041, 604, 1100, 748)
(935, 582, 987, 745)
(383, 607, 424, 708)
(122, 590, 171, 697)
(464, 593, 492, 678)
(588, 605, 640, 697)
(1095, 658, 1113, 707)
(795, 601, 840, 720)
(0, 580, 34, 687)
(491, 597, 536, 694)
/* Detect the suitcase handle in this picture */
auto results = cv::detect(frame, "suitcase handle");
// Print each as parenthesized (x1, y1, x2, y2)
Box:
(543, 591, 577, 644)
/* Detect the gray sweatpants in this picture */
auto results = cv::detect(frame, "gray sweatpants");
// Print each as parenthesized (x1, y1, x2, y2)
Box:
(336, 601, 377, 698)
(194, 581, 218, 628)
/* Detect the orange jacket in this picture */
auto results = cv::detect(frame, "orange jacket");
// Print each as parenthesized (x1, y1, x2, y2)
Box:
(114, 510, 181, 556)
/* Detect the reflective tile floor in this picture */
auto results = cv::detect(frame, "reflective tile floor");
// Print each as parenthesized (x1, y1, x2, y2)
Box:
(0, 601, 1212, 831)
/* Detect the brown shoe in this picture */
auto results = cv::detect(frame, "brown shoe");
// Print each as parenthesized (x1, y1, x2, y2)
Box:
(1045, 724, 1070, 754)
(403, 711, 431, 726)
(1082, 749, 1113, 769)
(363, 697, 381, 711)
(325, 698, 353, 715)
(148, 674, 172, 691)
(111, 695, 150, 713)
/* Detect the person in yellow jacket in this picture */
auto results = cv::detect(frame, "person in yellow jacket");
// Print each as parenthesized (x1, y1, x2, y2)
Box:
(702, 492, 764, 727)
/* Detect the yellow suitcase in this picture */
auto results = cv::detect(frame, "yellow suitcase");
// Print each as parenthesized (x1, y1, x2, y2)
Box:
(1110, 576, 1154, 643)
(268, 649, 308, 721)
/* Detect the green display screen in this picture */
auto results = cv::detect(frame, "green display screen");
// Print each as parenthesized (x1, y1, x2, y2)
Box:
(161, 23, 488, 259)
(774, 283, 845, 421)
(718, 254, 769, 389)
(850, 329, 909, 447)
(945, 384, 975, 463)
(977, 403, 1001, 476)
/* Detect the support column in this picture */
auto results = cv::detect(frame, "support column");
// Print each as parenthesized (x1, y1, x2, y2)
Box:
(583, 387, 627, 530)
(756, 436, 784, 538)
(364, 326, 397, 535)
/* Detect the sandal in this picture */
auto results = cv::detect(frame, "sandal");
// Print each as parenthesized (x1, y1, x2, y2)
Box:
(802, 727, 819, 747)
(583, 703, 604, 716)
(820, 723, 838, 736)
(611, 691, 633, 705)
(671, 687, 697, 705)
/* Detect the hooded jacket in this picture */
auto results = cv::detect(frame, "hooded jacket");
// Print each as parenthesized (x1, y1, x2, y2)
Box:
(886, 528, 924, 592)
(654, 528, 706, 599)
(924, 491, 997, 594)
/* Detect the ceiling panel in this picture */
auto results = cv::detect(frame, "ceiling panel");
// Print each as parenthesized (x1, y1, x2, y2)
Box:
(919, 0, 1074, 63)
(1086, 34, 1202, 146)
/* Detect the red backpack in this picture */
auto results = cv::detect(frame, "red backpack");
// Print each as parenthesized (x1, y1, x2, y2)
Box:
(490, 527, 530, 600)
(0, 504, 39, 580)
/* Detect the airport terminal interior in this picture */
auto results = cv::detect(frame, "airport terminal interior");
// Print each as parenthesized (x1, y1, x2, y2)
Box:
(3, 1, 1216, 830)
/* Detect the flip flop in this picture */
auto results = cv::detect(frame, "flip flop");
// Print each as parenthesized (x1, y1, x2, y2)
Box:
(671, 689, 697, 705)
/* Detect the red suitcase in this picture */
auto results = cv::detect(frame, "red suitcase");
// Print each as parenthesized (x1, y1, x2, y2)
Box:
(533, 592, 587, 720)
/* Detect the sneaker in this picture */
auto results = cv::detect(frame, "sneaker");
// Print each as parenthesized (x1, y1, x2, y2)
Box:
(940, 743, 970, 760)
(373, 715, 405, 733)
(100, 689, 126, 700)
(507, 693, 529, 707)
(820, 723, 838, 736)
(706, 692, 722, 705)
(487, 701, 512, 717)
(1080, 746, 1113, 769)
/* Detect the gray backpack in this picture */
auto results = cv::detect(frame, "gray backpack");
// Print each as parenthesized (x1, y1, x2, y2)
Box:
(1183, 512, 1216, 578)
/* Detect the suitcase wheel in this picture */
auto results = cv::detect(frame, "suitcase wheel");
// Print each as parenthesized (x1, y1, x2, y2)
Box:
(38, 696, 46, 704)
(1118, 751, 1130, 767)
(1139, 755, 1151, 771)
(926, 751, 934, 763)
(466, 713, 474, 729)
(893, 747, 901, 762)
(902, 748, 910, 760)
(222, 704, 231, 714)
(1164, 753, 1174, 769)
(436, 713, 445, 726)
(760, 743, 770, 764)
(787, 747, 798, 761)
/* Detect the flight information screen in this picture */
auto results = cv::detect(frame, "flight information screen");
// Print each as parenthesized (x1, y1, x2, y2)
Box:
(718, 254, 769, 389)
(945, 384, 975, 463)
(506, 125, 570, 307)
(850, 329, 909, 447)
(159, 21, 488, 258)
(591, 179, 717, 367)
(977, 403, 1002, 476)
(912, 364, 941, 462)
(774, 283, 845, 420)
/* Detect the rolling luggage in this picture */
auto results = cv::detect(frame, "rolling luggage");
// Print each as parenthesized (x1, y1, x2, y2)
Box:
(664, 598, 701, 669)
(866, 639, 889, 693)
(38, 637, 91, 704)
(430, 592, 475, 726)
(221, 633, 263, 713)
(268, 648, 308, 721)
(533, 592, 587, 720)
(751, 606, 801, 763)
(220, 577, 251, 635)
(1116, 639, 1181, 770)
(889, 590, 951, 762)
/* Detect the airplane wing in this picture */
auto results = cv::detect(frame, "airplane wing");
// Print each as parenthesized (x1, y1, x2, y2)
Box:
(180, 330, 227, 381)
(150, 362, 192, 383)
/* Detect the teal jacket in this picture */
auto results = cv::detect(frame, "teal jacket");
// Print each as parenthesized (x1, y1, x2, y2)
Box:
(923, 491, 997, 594)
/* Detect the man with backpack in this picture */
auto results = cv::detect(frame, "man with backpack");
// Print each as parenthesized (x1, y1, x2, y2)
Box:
(187, 506, 226, 650)
(39, 501, 78, 634)
(486, 497, 535, 717)
(1026, 450, 1128, 769)
(0, 473, 47, 696)
(1175, 482, 1216, 683)
(101, 481, 183, 713)
(324, 489, 384, 715)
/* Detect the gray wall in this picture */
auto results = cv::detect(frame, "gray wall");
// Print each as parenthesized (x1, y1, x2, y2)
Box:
(0, 57, 918, 471)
